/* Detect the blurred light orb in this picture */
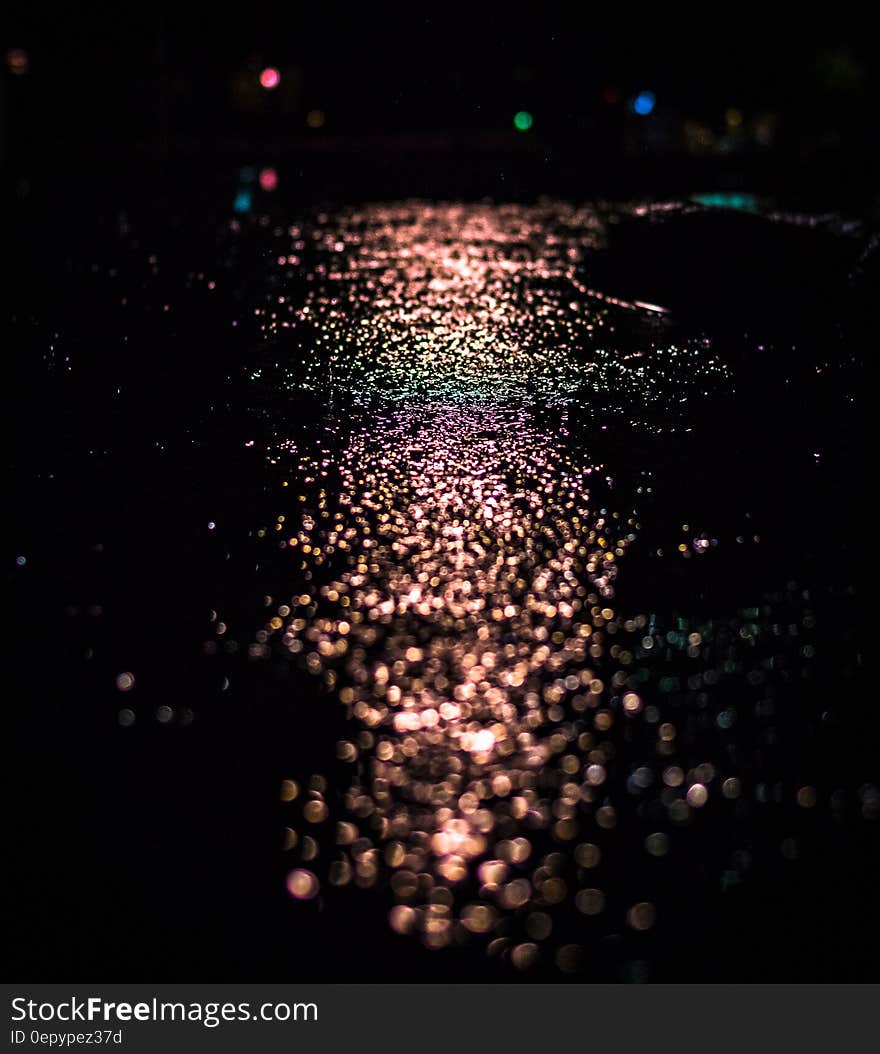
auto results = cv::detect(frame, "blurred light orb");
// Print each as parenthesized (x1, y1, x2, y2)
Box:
(259, 166, 278, 192)
(468, 728, 496, 753)
(233, 189, 252, 214)
(306, 109, 326, 129)
(7, 48, 29, 75)
(286, 868, 319, 900)
(513, 110, 533, 132)
(631, 90, 656, 116)
(259, 67, 281, 90)
(725, 106, 744, 128)
(627, 901, 657, 930)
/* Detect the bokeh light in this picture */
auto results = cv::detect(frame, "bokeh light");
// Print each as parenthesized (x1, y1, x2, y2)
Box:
(259, 67, 281, 90)
(233, 189, 252, 213)
(259, 167, 278, 192)
(631, 90, 656, 115)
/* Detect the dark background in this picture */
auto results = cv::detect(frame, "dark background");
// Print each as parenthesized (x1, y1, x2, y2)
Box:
(4, 3, 879, 206)
(4, 2, 877, 983)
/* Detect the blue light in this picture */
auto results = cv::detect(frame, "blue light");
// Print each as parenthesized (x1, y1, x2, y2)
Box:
(631, 91, 656, 116)
(233, 189, 252, 214)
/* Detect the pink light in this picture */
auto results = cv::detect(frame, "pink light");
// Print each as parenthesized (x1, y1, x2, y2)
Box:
(465, 729, 496, 754)
(259, 166, 278, 192)
(259, 67, 280, 90)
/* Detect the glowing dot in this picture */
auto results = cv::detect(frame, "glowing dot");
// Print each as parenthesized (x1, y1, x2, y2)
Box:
(306, 109, 326, 129)
(467, 729, 496, 753)
(286, 868, 319, 900)
(631, 91, 656, 116)
(115, 672, 135, 692)
(513, 110, 533, 132)
(260, 67, 280, 90)
(15, 555, 27, 567)
(233, 190, 252, 214)
(259, 167, 278, 192)
(622, 691, 642, 715)
(389, 905, 416, 934)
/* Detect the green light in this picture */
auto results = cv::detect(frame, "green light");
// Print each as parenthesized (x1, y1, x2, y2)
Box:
(513, 110, 533, 132)
(690, 191, 759, 212)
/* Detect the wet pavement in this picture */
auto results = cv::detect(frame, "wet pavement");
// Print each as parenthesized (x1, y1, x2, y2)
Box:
(7, 188, 876, 981)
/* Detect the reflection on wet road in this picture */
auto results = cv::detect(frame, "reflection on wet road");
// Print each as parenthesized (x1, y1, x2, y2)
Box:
(231, 202, 840, 967)
(10, 191, 874, 979)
